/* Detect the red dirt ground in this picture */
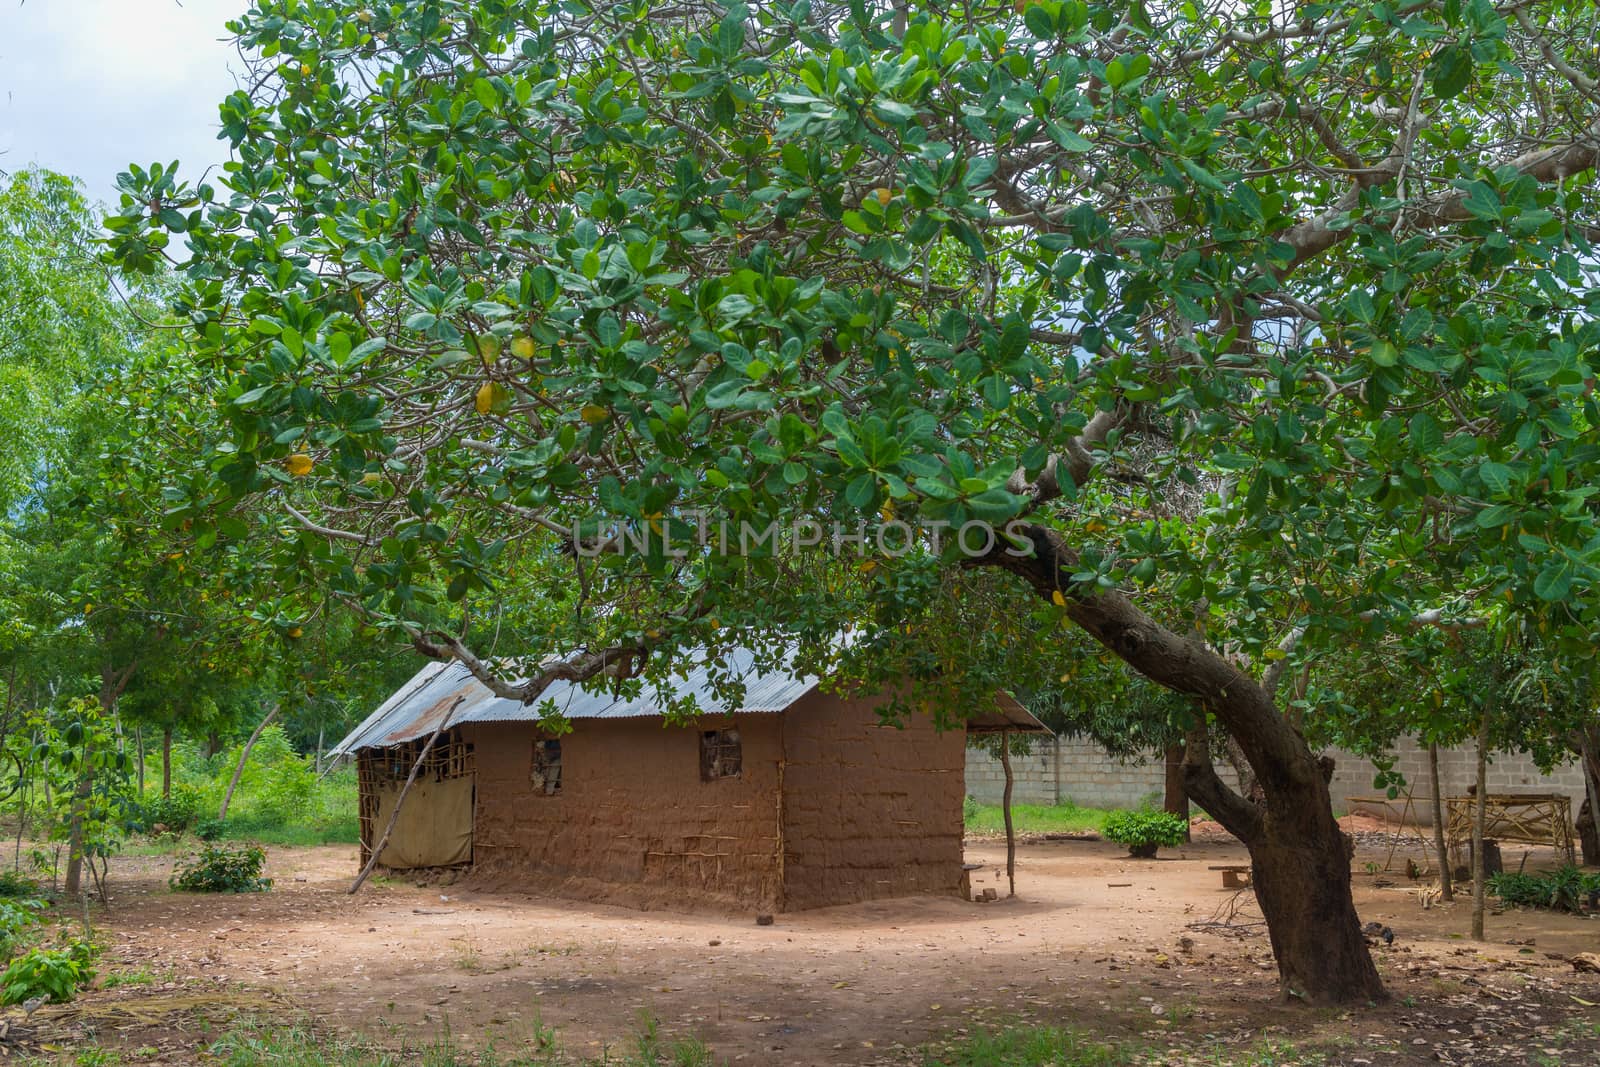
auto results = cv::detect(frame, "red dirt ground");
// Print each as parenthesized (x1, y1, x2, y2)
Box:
(34, 820, 1600, 1065)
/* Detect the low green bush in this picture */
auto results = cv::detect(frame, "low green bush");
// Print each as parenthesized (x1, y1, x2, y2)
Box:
(170, 843, 272, 894)
(1101, 809, 1188, 857)
(1, 940, 97, 1005)
(194, 817, 228, 841)
(0, 899, 43, 956)
(0, 870, 40, 899)
(1489, 866, 1600, 913)
(136, 785, 203, 836)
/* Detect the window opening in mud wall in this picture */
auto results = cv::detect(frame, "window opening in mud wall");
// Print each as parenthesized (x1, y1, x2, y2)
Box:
(700, 729, 741, 780)
(531, 738, 562, 795)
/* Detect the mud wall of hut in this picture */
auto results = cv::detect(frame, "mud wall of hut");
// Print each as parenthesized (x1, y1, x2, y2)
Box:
(779, 692, 965, 910)
(461, 715, 785, 910)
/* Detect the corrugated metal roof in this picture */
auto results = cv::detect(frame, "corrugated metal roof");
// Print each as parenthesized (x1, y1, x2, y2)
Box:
(330, 645, 1048, 755)
(966, 693, 1053, 734)
(330, 646, 818, 756)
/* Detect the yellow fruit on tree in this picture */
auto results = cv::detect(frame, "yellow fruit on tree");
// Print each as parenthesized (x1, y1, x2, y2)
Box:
(874, 187, 892, 206)
(288, 626, 303, 639)
(511, 335, 536, 360)
(287, 453, 314, 477)
(476, 381, 498, 414)
(580, 403, 609, 425)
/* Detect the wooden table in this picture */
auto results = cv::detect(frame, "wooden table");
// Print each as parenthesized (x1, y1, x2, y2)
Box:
(1444, 792, 1575, 865)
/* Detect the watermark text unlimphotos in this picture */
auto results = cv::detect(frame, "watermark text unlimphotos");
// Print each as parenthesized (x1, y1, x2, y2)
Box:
(569, 513, 1036, 559)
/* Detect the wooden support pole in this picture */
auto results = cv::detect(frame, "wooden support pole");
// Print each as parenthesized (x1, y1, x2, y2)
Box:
(348, 699, 461, 896)
(1471, 714, 1489, 941)
(999, 727, 1015, 898)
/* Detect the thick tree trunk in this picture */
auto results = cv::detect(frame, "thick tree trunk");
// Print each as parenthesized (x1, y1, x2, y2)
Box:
(973, 525, 1385, 1004)
(219, 704, 280, 821)
(161, 726, 173, 798)
(1577, 731, 1600, 867)
(1428, 742, 1453, 901)
(1182, 732, 1378, 1003)
(1163, 742, 1190, 841)
(1471, 716, 1490, 940)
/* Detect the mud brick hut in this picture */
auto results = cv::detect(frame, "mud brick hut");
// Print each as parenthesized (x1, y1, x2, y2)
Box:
(331, 648, 1045, 912)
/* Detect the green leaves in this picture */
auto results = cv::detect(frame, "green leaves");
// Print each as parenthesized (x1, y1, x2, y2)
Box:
(1429, 45, 1474, 98)
(1533, 557, 1575, 603)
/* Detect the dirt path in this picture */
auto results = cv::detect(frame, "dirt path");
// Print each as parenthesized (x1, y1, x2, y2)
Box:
(51, 825, 1600, 1065)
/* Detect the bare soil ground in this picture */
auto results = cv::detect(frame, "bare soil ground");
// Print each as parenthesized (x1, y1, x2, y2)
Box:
(35, 820, 1600, 1065)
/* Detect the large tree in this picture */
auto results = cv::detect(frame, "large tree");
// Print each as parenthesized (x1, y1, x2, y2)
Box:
(109, 0, 1599, 1002)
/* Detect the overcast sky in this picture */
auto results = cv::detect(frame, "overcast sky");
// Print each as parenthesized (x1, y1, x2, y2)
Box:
(0, 0, 244, 210)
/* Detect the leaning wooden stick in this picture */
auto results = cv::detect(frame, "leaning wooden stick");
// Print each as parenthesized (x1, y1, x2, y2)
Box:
(348, 697, 462, 895)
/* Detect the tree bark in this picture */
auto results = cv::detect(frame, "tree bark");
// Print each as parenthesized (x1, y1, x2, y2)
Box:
(972, 524, 1385, 1004)
(999, 728, 1015, 898)
(135, 725, 145, 796)
(1471, 715, 1490, 941)
(61, 763, 93, 897)
(66, 660, 136, 897)
(1428, 742, 1453, 902)
(1577, 729, 1600, 866)
(161, 726, 173, 798)
(1163, 742, 1190, 841)
(219, 703, 280, 821)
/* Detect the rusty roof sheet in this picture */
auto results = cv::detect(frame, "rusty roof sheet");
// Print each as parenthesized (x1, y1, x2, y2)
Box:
(331, 646, 1047, 755)
(965, 693, 1053, 734)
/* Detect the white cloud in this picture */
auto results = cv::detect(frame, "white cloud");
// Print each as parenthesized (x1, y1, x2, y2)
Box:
(0, 0, 244, 207)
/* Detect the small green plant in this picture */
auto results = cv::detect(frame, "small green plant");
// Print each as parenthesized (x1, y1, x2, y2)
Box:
(1, 940, 98, 1005)
(1101, 808, 1188, 858)
(963, 795, 981, 823)
(137, 786, 203, 836)
(0, 898, 44, 955)
(194, 817, 228, 841)
(0, 870, 40, 899)
(102, 965, 160, 989)
(1488, 866, 1597, 913)
(170, 842, 272, 893)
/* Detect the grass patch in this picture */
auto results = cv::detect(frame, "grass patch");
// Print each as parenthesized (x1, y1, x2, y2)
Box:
(206, 814, 360, 848)
(963, 800, 1109, 836)
(923, 1025, 1131, 1066)
(20, 1015, 714, 1066)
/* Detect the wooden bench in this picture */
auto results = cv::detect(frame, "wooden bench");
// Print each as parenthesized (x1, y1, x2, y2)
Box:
(1209, 864, 1252, 889)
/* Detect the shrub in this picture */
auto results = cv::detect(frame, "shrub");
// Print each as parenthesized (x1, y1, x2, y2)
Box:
(137, 786, 203, 836)
(1489, 866, 1600, 913)
(1102, 809, 1188, 858)
(0, 870, 40, 899)
(0, 899, 44, 956)
(170, 843, 272, 894)
(1, 940, 97, 1005)
(194, 818, 228, 841)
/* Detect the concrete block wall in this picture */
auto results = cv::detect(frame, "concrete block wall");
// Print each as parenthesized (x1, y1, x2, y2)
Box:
(964, 737, 1166, 810)
(1325, 736, 1587, 825)
(966, 735, 1589, 824)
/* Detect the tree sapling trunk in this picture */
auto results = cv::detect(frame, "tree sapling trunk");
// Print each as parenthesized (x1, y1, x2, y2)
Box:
(1472, 715, 1489, 941)
(219, 703, 280, 822)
